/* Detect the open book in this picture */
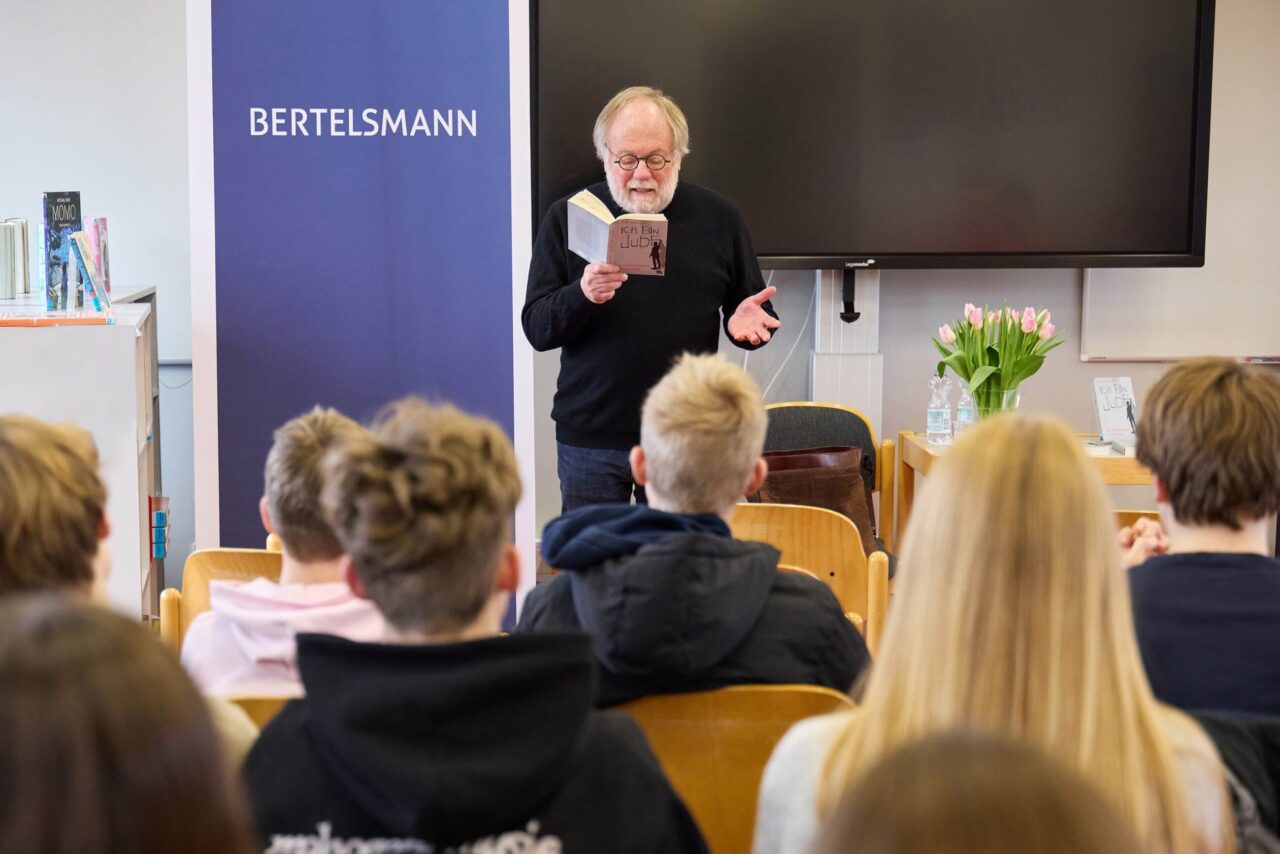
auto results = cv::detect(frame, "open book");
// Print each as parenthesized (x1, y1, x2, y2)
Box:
(567, 190, 668, 276)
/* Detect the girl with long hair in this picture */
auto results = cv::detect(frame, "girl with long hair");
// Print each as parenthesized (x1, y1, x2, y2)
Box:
(754, 414, 1233, 854)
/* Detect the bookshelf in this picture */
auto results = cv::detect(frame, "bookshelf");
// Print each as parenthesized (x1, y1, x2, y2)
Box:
(0, 287, 165, 619)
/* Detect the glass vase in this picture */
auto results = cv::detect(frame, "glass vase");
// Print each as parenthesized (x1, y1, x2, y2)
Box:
(975, 388, 1021, 420)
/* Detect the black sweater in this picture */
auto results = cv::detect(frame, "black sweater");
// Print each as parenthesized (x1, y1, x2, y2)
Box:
(522, 181, 775, 449)
(1130, 551, 1280, 716)
(243, 632, 707, 853)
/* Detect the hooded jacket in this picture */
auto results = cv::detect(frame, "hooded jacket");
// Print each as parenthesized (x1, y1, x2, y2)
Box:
(243, 631, 707, 853)
(517, 505, 869, 707)
(181, 578, 385, 696)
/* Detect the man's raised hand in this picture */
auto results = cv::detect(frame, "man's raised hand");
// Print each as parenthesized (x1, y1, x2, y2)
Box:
(728, 285, 782, 345)
(581, 263, 628, 304)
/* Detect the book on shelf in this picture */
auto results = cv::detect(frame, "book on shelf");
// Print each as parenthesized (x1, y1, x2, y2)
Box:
(1092, 376, 1138, 444)
(567, 189, 668, 276)
(82, 216, 110, 293)
(0, 310, 116, 327)
(43, 191, 82, 311)
(1, 218, 31, 296)
(0, 222, 16, 300)
(68, 231, 112, 311)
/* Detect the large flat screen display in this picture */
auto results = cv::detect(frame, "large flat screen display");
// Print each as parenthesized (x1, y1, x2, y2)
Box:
(534, 0, 1214, 268)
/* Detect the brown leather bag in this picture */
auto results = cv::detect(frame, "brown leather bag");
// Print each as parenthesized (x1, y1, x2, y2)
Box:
(756, 445, 877, 557)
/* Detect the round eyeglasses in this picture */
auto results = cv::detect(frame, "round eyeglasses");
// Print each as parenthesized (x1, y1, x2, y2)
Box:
(612, 153, 673, 172)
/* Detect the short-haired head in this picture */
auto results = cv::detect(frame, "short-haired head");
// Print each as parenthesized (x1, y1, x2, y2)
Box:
(0, 594, 254, 854)
(264, 406, 366, 562)
(593, 85, 691, 164)
(813, 731, 1145, 854)
(639, 353, 767, 514)
(323, 397, 521, 634)
(0, 415, 106, 596)
(1136, 357, 1280, 529)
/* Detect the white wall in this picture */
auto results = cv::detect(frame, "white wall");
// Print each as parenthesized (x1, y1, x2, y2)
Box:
(0, 0, 197, 578)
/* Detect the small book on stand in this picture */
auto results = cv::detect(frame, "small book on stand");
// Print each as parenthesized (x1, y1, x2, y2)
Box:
(1092, 376, 1138, 448)
(567, 189, 668, 276)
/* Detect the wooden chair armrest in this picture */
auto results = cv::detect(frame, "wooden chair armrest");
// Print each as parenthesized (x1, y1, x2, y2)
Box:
(846, 612, 866, 636)
(159, 587, 182, 656)
(865, 551, 890, 656)
(879, 438, 896, 551)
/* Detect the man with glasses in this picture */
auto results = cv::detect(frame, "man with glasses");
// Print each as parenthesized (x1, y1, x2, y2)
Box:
(524, 86, 780, 512)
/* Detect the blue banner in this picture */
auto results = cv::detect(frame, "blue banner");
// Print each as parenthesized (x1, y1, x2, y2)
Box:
(211, 1, 512, 546)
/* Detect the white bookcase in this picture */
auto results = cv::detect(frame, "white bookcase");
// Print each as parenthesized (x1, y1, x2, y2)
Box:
(0, 288, 163, 618)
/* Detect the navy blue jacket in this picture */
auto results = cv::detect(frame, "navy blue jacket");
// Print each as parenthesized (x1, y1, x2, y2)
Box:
(1130, 551, 1280, 716)
(517, 505, 870, 707)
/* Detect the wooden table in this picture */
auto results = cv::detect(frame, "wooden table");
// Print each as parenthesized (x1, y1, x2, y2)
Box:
(895, 431, 1152, 542)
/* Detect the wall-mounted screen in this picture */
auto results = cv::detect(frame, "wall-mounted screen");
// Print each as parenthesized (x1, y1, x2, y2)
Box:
(534, 0, 1215, 268)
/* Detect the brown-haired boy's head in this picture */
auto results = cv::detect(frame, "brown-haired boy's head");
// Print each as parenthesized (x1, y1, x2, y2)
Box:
(1136, 357, 1280, 530)
(0, 415, 109, 598)
(321, 398, 521, 635)
(262, 407, 366, 562)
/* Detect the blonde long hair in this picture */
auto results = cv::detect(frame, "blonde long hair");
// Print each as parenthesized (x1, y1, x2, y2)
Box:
(818, 415, 1192, 852)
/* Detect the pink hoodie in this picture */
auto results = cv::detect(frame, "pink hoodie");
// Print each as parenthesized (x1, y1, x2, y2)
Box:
(181, 578, 385, 697)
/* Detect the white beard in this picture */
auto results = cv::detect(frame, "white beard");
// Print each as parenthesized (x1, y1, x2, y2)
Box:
(606, 171, 679, 214)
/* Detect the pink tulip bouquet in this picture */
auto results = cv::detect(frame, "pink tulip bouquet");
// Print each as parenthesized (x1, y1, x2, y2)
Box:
(933, 303, 1065, 417)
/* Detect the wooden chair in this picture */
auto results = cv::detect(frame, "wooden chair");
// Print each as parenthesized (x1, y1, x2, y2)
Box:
(265, 532, 283, 552)
(620, 685, 854, 854)
(159, 548, 283, 655)
(228, 695, 291, 728)
(1115, 509, 1160, 530)
(778, 564, 869, 637)
(731, 502, 889, 654)
(764, 402, 897, 549)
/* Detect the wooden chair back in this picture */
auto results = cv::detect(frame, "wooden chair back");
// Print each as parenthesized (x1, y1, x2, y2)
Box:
(228, 695, 291, 729)
(731, 504, 890, 653)
(158, 548, 283, 655)
(1115, 509, 1160, 530)
(764, 402, 897, 548)
(620, 685, 854, 854)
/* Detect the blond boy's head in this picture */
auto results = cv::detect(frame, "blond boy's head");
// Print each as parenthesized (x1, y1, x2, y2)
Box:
(263, 407, 366, 562)
(634, 354, 768, 515)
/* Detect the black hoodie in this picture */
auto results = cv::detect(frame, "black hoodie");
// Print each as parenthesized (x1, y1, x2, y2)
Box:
(517, 505, 869, 707)
(243, 632, 707, 853)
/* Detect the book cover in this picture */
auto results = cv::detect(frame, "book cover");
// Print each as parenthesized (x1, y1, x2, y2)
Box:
(42, 191, 81, 310)
(1092, 377, 1138, 443)
(94, 217, 110, 293)
(0, 222, 15, 299)
(567, 189, 668, 276)
(83, 216, 110, 293)
(3, 218, 30, 294)
(69, 231, 112, 311)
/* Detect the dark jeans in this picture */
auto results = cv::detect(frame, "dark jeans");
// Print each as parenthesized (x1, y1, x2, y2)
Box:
(557, 442, 647, 513)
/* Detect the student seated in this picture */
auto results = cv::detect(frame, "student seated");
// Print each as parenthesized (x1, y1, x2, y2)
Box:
(754, 415, 1233, 854)
(0, 594, 255, 854)
(810, 731, 1144, 854)
(0, 413, 259, 766)
(517, 353, 869, 707)
(243, 398, 707, 853)
(0, 414, 113, 599)
(1125, 357, 1280, 716)
(181, 407, 384, 696)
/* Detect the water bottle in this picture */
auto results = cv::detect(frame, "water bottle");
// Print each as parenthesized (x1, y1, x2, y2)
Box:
(955, 381, 976, 436)
(926, 374, 953, 445)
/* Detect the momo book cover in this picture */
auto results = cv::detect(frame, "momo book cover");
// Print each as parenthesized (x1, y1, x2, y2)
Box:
(567, 189, 668, 276)
(42, 191, 81, 311)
